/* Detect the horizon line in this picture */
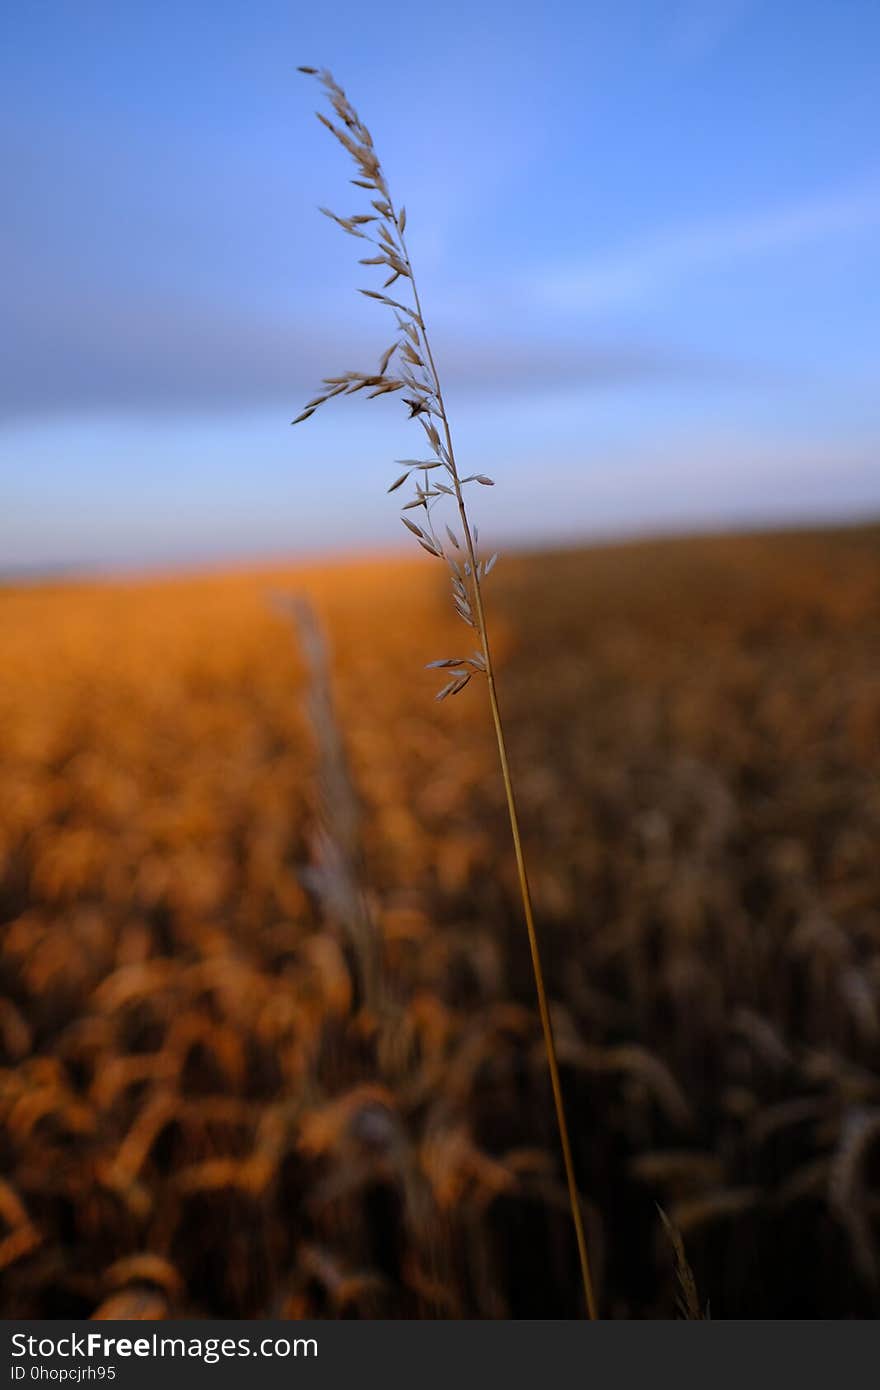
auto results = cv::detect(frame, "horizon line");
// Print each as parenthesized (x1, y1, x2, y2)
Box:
(3, 509, 877, 592)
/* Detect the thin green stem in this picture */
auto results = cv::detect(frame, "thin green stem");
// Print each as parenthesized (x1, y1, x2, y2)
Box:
(298, 72, 597, 1314)
(397, 219, 599, 1321)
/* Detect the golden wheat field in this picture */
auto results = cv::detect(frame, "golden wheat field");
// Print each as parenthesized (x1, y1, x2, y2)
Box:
(1, 523, 879, 1319)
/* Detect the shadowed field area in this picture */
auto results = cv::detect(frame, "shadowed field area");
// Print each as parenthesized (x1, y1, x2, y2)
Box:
(1, 524, 879, 1318)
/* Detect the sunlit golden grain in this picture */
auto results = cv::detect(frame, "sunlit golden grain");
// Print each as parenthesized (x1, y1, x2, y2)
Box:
(0, 527, 878, 1317)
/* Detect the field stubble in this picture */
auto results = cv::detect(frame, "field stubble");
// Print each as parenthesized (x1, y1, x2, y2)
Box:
(1, 525, 879, 1317)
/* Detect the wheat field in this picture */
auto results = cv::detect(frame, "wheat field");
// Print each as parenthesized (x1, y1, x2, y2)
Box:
(1, 523, 879, 1318)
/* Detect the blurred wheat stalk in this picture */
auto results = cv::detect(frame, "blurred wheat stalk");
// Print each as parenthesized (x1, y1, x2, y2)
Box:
(292, 66, 598, 1318)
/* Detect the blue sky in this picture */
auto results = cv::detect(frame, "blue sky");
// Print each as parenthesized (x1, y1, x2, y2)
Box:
(2, 0, 878, 570)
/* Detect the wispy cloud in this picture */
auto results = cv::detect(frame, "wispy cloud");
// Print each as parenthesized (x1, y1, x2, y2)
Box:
(539, 185, 880, 312)
(0, 288, 741, 424)
(663, 0, 754, 66)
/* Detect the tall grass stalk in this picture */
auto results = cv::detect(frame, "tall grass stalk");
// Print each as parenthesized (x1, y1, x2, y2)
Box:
(293, 66, 598, 1319)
